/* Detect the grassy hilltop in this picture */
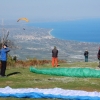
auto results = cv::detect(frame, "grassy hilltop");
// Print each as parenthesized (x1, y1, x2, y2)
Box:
(0, 60, 100, 100)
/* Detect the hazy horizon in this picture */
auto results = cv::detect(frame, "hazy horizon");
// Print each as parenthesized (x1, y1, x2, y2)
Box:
(0, 0, 100, 23)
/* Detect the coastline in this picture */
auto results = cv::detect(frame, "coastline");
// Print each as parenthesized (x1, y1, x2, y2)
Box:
(48, 28, 100, 43)
(48, 29, 55, 38)
(28, 21, 100, 43)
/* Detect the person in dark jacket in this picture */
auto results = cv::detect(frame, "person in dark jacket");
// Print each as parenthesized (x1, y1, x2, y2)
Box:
(52, 46, 58, 67)
(0, 44, 10, 77)
(97, 47, 100, 68)
(97, 47, 100, 60)
(84, 50, 89, 62)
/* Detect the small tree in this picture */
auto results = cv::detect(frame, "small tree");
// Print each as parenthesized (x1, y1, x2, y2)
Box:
(0, 28, 15, 49)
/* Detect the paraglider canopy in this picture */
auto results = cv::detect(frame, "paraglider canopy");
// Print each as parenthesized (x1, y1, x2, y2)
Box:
(17, 18, 29, 22)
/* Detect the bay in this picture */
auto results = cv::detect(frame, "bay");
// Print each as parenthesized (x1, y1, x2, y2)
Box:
(28, 18, 100, 43)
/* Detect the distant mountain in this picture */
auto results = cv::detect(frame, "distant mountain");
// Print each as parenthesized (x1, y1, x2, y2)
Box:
(0, 25, 100, 62)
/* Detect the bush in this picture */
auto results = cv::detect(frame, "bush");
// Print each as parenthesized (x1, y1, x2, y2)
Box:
(7, 56, 67, 68)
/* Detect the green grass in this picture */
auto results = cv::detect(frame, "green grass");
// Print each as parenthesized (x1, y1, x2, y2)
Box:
(0, 61, 100, 100)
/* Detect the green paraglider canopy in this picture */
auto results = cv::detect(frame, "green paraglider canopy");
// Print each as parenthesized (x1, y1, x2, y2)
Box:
(30, 67, 100, 78)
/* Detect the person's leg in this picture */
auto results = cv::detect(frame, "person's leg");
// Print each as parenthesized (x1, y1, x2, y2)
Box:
(55, 57, 58, 67)
(1, 61, 3, 76)
(85, 56, 88, 62)
(85, 56, 86, 62)
(3, 61, 6, 76)
(86, 56, 88, 62)
(1, 61, 6, 76)
(99, 60, 100, 65)
(0, 61, 1, 75)
(52, 57, 55, 67)
(98, 60, 100, 68)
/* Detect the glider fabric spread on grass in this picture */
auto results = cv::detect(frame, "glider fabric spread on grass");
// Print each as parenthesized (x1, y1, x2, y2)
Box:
(1, 86, 100, 99)
(30, 67, 100, 78)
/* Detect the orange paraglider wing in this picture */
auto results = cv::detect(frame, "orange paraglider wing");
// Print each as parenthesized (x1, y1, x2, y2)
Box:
(17, 18, 29, 22)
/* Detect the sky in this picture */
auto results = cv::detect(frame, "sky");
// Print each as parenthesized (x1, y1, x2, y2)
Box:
(0, 0, 100, 22)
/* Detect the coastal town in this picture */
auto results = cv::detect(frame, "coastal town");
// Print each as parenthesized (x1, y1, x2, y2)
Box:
(0, 25, 100, 62)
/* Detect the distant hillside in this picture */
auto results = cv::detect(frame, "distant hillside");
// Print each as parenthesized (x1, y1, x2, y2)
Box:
(0, 25, 100, 62)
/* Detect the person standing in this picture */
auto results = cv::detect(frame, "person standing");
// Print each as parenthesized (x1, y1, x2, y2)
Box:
(52, 46, 58, 67)
(84, 50, 89, 62)
(97, 47, 100, 68)
(0, 44, 10, 77)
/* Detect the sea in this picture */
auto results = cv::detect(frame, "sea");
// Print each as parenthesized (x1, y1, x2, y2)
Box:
(28, 18, 100, 43)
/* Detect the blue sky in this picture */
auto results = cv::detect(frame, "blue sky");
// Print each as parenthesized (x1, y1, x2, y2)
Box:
(0, 0, 100, 22)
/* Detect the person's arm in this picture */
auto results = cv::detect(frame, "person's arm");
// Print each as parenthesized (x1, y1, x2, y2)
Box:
(97, 50, 100, 59)
(57, 50, 58, 54)
(84, 52, 86, 56)
(5, 47, 10, 52)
